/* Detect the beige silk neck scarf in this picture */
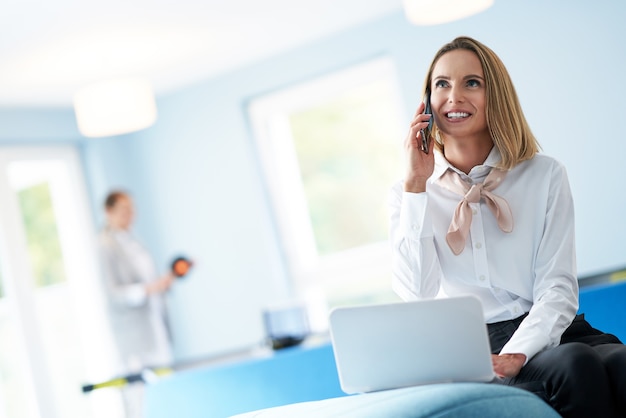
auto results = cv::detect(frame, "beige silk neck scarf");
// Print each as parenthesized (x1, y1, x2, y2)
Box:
(437, 168, 513, 255)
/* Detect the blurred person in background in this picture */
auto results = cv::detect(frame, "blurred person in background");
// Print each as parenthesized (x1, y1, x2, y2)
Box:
(99, 190, 174, 418)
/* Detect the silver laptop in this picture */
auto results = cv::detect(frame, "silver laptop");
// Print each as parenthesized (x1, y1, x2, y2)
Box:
(328, 295, 495, 394)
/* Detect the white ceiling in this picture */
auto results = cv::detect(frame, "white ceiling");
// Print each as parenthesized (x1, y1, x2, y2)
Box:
(0, 0, 404, 107)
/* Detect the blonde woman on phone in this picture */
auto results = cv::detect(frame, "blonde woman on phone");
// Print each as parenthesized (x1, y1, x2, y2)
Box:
(390, 36, 626, 418)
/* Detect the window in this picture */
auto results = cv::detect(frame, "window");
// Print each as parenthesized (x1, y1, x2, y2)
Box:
(14, 168, 67, 288)
(249, 58, 405, 328)
(0, 147, 121, 418)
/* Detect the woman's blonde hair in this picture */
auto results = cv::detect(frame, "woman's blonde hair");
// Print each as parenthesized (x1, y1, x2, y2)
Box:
(423, 36, 540, 170)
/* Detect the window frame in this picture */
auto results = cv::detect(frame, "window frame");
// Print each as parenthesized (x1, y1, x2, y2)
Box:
(248, 57, 406, 321)
(0, 145, 120, 418)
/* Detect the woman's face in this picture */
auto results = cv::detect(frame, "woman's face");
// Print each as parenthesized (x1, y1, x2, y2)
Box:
(430, 49, 490, 144)
(106, 195, 134, 230)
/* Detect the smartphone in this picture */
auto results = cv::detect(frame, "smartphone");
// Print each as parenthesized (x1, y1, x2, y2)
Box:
(420, 95, 433, 154)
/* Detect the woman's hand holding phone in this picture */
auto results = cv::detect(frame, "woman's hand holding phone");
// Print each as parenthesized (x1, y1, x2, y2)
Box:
(403, 101, 434, 193)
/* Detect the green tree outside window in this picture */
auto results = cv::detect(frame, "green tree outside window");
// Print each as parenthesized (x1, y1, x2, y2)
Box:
(17, 182, 66, 288)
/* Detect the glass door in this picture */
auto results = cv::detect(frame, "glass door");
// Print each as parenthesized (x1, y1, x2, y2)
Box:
(0, 146, 122, 418)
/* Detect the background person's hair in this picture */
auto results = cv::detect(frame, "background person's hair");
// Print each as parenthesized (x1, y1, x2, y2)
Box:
(104, 190, 129, 210)
(422, 36, 540, 170)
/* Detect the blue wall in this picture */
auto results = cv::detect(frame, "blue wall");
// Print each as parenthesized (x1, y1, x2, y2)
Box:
(1, 0, 625, 362)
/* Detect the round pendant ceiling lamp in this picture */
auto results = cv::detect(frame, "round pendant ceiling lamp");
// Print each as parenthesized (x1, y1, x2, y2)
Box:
(74, 77, 157, 138)
(403, 0, 494, 25)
